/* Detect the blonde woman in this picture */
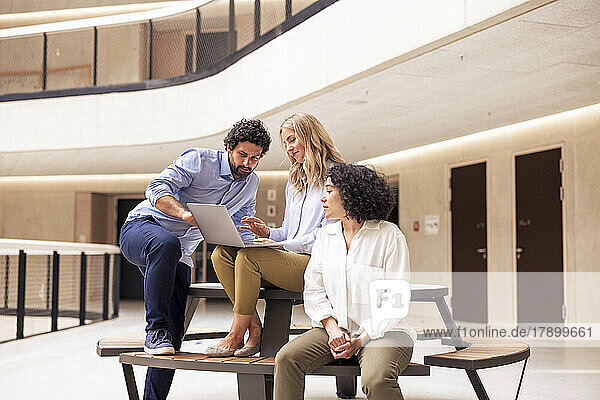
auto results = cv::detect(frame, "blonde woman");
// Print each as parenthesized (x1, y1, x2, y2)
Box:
(207, 112, 344, 357)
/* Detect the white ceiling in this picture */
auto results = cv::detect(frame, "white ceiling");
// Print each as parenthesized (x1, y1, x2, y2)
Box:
(2, 0, 600, 176)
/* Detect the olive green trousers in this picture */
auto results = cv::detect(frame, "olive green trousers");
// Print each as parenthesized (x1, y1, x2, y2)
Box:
(274, 328, 414, 400)
(210, 246, 310, 315)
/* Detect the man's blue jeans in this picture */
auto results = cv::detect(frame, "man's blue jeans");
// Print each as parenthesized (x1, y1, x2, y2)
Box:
(120, 216, 191, 400)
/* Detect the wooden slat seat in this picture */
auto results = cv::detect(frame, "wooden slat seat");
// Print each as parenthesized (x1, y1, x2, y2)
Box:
(97, 325, 314, 357)
(119, 351, 430, 377)
(424, 338, 530, 370)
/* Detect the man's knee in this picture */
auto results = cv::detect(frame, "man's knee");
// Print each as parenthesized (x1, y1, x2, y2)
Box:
(148, 233, 181, 261)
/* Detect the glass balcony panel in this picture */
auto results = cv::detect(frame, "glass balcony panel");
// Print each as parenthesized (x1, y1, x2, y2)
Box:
(260, 0, 286, 36)
(0, 34, 44, 95)
(46, 28, 94, 91)
(234, 0, 255, 51)
(151, 9, 197, 79)
(97, 22, 150, 86)
(292, 0, 318, 15)
(197, 0, 231, 71)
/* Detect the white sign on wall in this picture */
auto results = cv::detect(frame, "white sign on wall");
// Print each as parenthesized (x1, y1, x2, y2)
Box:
(424, 215, 440, 235)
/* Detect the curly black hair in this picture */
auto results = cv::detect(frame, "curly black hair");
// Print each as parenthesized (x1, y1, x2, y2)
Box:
(327, 163, 396, 223)
(223, 118, 271, 156)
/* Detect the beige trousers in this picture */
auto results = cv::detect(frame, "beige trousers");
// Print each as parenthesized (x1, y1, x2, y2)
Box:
(274, 328, 414, 400)
(210, 246, 310, 315)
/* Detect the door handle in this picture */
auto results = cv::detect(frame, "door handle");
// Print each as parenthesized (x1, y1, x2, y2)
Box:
(476, 248, 487, 260)
(516, 247, 524, 260)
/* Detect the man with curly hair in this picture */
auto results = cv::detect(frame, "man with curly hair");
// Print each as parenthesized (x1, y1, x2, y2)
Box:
(119, 118, 271, 400)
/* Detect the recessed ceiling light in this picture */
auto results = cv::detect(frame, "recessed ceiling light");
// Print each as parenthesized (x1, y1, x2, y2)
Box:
(347, 100, 368, 105)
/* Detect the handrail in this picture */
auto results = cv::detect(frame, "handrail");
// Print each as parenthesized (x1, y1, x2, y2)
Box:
(0, 1, 209, 38)
(0, 238, 120, 255)
(0, 0, 339, 102)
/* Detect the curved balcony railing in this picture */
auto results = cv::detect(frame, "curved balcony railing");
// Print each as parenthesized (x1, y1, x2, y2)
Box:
(0, 239, 120, 343)
(0, 0, 338, 102)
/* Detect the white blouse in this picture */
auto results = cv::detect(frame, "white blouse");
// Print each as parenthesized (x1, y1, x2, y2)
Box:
(303, 219, 416, 342)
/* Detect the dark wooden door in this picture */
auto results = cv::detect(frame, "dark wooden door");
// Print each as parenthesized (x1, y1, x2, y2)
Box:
(451, 162, 488, 323)
(117, 199, 145, 300)
(516, 148, 564, 324)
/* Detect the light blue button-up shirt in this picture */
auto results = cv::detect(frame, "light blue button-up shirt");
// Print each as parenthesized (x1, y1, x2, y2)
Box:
(269, 180, 333, 254)
(126, 148, 258, 267)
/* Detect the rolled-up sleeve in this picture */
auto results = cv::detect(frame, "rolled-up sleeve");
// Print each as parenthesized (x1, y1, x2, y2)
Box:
(359, 235, 410, 339)
(146, 149, 200, 206)
(303, 237, 334, 324)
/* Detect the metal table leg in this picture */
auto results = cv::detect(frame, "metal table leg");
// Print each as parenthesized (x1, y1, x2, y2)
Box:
(237, 299, 293, 400)
(433, 297, 468, 349)
(182, 296, 200, 333)
(336, 376, 357, 399)
(515, 358, 528, 400)
(434, 296, 490, 400)
(122, 363, 140, 400)
(466, 370, 490, 400)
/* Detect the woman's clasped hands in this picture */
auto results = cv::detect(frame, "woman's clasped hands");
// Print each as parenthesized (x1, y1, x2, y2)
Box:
(324, 319, 365, 359)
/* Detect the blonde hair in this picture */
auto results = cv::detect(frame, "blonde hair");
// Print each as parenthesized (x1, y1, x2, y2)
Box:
(279, 112, 344, 193)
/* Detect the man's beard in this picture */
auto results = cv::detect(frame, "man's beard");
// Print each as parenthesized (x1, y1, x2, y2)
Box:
(229, 154, 253, 178)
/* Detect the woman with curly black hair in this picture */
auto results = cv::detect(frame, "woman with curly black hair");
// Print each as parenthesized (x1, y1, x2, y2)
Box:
(274, 163, 416, 400)
(207, 113, 344, 357)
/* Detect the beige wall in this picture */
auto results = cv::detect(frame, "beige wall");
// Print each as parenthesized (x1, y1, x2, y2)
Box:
(366, 104, 600, 325)
(0, 171, 288, 245)
(0, 175, 152, 244)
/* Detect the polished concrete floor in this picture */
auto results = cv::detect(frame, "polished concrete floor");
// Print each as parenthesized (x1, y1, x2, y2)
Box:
(1, 299, 599, 400)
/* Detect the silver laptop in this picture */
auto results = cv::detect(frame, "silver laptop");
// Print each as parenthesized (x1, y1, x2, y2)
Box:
(188, 203, 286, 248)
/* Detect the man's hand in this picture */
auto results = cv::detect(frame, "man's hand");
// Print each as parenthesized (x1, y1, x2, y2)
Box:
(156, 196, 197, 227)
(240, 216, 270, 238)
(180, 210, 198, 227)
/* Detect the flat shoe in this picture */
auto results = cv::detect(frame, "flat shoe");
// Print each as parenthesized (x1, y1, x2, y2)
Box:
(233, 343, 261, 357)
(205, 345, 238, 357)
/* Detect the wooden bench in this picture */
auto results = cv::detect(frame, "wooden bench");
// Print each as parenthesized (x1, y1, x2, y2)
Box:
(109, 283, 530, 400)
(119, 352, 430, 400)
(97, 326, 312, 357)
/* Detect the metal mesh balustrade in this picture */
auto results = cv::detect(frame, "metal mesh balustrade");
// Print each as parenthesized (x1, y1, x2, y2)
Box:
(0, 34, 44, 93)
(151, 10, 197, 79)
(260, 0, 286, 35)
(197, 0, 233, 71)
(0, 249, 119, 343)
(58, 255, 80, 329)
(0, 255, 18, 342)
(22, 255, 52, 337)
(85, 254, 104, 322)
(292, 0, 319, 15)
(96, 22, 150, 86)
(46, 28, 95, 90)
(0, 0, 336, 97)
